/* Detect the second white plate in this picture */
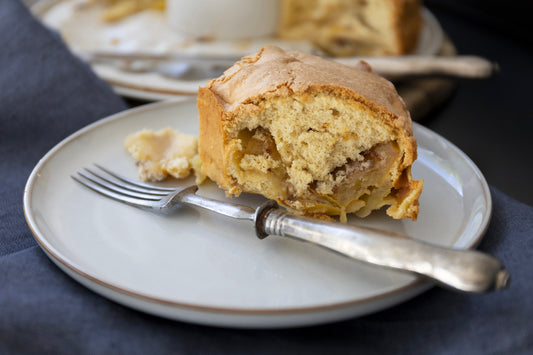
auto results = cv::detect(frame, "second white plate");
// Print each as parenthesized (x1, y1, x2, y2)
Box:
(24, 100, 491, 328)
(35, 1, 444, 101)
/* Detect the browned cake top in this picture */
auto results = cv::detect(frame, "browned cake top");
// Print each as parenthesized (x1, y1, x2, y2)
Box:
(205, 45, 412, 133)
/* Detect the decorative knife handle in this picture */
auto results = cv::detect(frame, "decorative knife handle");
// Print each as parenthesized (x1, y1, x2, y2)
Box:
(255, 203, 509, 293)
(334, 55, 499, 79)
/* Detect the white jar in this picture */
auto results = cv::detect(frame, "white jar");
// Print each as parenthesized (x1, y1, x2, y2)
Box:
(167, 0, 280, 40)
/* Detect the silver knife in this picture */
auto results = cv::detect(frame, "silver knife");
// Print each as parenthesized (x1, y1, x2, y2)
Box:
(81, 50, 498, 80)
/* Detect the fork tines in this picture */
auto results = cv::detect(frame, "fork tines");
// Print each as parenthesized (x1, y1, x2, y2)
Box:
(71, 165, 175, 208)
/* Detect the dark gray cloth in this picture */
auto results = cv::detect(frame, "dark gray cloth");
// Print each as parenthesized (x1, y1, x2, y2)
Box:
(1, 0, 532, 354)
(0, 0, 127, 258)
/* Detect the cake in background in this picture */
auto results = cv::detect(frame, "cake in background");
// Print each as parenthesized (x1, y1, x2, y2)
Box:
(92, 0, 165, 22)
(93, 0, 422, 56)
(279, 0, 422, 56)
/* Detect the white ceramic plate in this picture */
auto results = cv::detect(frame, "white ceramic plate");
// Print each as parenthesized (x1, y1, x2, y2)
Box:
(23, 100, 491, 328)
(34, 1, 443, 101)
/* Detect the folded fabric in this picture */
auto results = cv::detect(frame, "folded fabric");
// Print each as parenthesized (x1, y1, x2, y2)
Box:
(1, 1, 532, 354)
(0, 0, 127, 255)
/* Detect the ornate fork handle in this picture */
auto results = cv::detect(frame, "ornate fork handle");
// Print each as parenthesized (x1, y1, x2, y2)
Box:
(258, 205, 509, 293)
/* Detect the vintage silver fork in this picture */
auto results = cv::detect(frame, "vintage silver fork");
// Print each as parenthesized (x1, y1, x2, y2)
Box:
(72, 164, 510, 294)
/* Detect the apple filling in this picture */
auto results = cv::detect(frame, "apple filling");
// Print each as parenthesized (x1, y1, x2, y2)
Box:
(222, 93, 408, 221)
(232, 127, 400, 221)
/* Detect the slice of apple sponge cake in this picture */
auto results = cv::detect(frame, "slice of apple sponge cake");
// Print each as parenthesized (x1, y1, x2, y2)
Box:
(198, 45, 423, 221)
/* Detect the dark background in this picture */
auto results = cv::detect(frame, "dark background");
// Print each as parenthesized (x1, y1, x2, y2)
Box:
(420, 0, 533, 206)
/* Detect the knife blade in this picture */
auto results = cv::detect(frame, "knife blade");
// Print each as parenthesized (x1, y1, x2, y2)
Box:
(80, 50, 498, 80)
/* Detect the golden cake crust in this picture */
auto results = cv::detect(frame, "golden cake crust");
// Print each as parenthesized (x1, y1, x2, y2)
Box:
(390, 0, 423, 54)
